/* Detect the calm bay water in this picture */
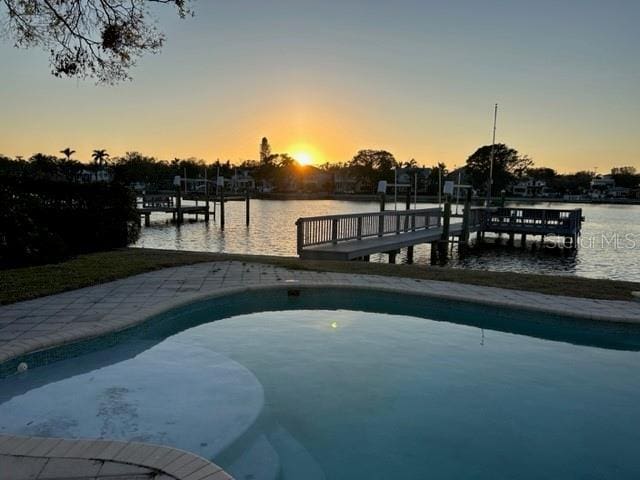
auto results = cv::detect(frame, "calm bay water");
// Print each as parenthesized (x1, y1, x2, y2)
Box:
(134, 200, 640, 282)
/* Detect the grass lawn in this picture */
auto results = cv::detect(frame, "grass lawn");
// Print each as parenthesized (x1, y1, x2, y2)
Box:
(1, 248, 638, 305)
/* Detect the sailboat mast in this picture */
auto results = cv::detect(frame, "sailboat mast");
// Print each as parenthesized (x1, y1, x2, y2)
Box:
(486, 103, 498, 207)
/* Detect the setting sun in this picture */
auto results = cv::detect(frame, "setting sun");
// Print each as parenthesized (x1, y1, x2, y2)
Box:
(293, 151, 313, 166)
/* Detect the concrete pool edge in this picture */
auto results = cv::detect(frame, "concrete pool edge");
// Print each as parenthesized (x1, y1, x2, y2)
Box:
(1, 261, 640, 368)
(0, 435, 231, 479)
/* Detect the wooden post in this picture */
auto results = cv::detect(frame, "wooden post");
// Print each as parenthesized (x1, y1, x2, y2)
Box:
(296, 220, 304, 256)
(144, 213, 150, 227)
(245, 190, 250, 226)
(388, 251, 397, 264)
(407, 246, 414, 264)
(430, 242, 438, 264)
(460, 189, 472, 246)
(508, 232, 515, 246)
(357, 217, 363, 240)
(438, 196, 451, 260)
(332, 218, 339, 244)
(403, 187, 411, 231)
(176, 184, 183, 225)
(521, 233, 527, 248)
(204, 169, 210, 223)
(219, 187, 225, 230)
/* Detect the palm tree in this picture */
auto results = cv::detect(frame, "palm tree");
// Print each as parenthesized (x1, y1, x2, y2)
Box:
(60, 147, 76, 161)
(91, 149, 109, 167)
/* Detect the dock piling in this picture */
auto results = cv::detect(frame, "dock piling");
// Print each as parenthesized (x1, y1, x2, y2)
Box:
(438, 196, 452, 260)
(245, 190, 250, 226)
(175, 185, 183, 225)
(407, 246, 414, 264)
(204, 170, 210, 223)
(219, 188, 225, 230)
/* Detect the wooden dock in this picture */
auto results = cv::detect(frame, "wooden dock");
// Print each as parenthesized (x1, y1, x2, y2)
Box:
(296, 205, 583, 262)
(479, 207, 583, 246)
(136, 193, 209, 226)
(296, 207, 483, 263)
(136, 191, 250, 228)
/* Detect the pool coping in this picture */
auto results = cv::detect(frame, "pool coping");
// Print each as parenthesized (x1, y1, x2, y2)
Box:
(0, 434, 231, 479)
(2, 271, 640, 367)
(0, 280, 640, 364)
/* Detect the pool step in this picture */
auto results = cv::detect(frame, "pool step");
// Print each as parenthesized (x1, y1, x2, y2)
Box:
(227, 434, 281, 480)
(219, 414, 326, 480)
(267, 426, 326, 480)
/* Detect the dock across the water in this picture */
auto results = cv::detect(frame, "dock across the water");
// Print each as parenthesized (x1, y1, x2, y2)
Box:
(136, 191, 250, 228)
(295, 206, 583, 262)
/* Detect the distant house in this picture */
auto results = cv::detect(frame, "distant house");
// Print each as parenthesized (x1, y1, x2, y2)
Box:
(590, 175, 629, 199)
(78, 168, 112, 183)
(607, 186, 631, 198)
(511, 178, 555, 197)
(590, 175, 616, 190)
(229, 170, 255, 192)
(396, 167, 431, 191)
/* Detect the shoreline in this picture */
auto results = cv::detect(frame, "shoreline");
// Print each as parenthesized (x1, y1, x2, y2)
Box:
(2, 248, 639, 305)
(254, 192, 640, 206)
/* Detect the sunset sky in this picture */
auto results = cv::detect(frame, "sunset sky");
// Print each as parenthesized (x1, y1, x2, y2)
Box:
(0, 0, 638, 173)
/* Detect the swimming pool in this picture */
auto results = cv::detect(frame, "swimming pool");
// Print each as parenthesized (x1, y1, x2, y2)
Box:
(1, 288, 640, 479)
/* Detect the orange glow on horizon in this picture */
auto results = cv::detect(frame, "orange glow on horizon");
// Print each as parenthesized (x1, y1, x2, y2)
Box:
(293, 151, 313, 166)
(288, 143, 324, 166)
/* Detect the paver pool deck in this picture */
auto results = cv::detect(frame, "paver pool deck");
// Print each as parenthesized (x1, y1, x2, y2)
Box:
(1, 260, 640, 479)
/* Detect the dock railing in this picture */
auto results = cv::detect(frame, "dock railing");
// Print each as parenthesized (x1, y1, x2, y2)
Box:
(140, 193, 174, 209)
(295, 208, 442, 255)
(481, 207, 583, 236)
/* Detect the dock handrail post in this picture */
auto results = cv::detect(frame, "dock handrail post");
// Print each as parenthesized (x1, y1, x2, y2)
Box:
(220, 187, 225, 230)
(438, 195, 452, 260)
(332, 218, 339, 244)
(357, 216, 363, 240)
(245, 189, 250, 226)
(378, 193, 386, 237)
(396, 212, 401, 234)
(296, 220, 304, 256)
(204, 169, 210, 223)
(460, 189, 472, 245)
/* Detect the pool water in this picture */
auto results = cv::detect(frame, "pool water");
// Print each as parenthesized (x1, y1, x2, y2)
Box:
(1, 289, 640, 479)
